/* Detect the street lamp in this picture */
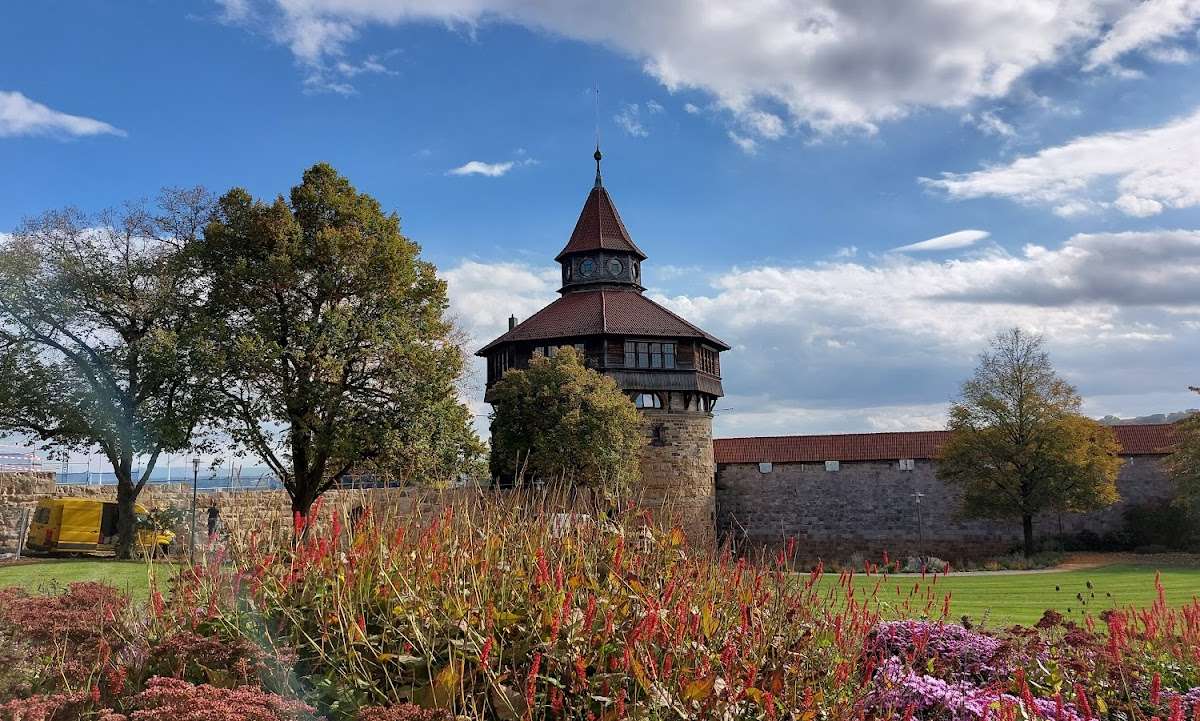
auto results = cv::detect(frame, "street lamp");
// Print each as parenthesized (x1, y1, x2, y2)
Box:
(190, 458, 201, 562)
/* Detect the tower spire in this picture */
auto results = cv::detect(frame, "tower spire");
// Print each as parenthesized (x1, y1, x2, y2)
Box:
(594, 145, 603, 187)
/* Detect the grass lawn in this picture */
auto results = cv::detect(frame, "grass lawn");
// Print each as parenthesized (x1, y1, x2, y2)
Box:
(0, 558, 176, 601)
(2, 558, 1198, 629)
(841, 564, 1200, 628)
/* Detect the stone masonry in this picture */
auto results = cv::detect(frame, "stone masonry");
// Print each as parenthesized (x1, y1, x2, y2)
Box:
(638, 409, 716, 547)
(715, 454, 1175, 562)
(0, 473, 436, 553)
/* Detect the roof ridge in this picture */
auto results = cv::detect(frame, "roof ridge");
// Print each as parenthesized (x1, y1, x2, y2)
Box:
(600, 290, 608, 334)
(716, 429, 951, 442)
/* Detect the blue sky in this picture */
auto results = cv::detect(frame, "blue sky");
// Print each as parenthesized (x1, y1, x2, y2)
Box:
(3, 0, 1200, 453)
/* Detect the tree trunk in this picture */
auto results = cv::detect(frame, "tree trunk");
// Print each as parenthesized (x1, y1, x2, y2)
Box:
(1022, 513, 1035, 558)
(115, 475, 137, 560)
(290, 485, 318, 544)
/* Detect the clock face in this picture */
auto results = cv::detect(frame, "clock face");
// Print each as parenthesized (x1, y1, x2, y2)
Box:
(608, 258, 623, 276)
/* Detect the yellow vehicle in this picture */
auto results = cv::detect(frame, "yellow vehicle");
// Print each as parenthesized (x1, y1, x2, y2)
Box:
(24, 498, 175, 555)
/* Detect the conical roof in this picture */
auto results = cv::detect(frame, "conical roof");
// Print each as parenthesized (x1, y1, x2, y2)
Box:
(555, 184, 647, 262)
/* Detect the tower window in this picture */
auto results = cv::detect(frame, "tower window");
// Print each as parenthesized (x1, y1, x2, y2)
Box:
(651, 424, 666, 446)
(624, 340, 676, 369)
(633, 393, 662, 409)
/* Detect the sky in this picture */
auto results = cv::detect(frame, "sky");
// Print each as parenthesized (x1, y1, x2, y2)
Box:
(3, 0, 1200, 457)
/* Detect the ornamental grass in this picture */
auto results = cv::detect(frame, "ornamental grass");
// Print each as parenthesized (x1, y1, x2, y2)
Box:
(2, 489, 1200, 720)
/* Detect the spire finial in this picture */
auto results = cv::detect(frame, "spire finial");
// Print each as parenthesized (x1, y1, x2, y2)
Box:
(594, 145, 603, 187)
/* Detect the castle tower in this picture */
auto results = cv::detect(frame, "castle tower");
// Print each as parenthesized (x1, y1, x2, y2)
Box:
(477, 149, 728, 544)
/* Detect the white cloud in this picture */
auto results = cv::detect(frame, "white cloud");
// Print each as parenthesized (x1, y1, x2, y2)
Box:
(962, 110, 1015, 138)
(0, 91, 125, 139)
(645, 99, 665, 114)
(1085, 0, 1200, 69)
(1145, 44, 1195, 63)
(891, 229, 990, 253)
(683, 102, 701, 115)
(935, 230, 1200, 306)
(923, 107, 1200, 216)
(740, 109, 786, 140)
(443, 260, 559, 349)
(217, 1, 1200, 137)
(614, 103, 649, 137)
(447, 160, 516, 177)
(727, 131, 757, 154)
(443, 229, 1200, 436)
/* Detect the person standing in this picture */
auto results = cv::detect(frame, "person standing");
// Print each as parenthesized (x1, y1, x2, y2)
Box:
(206, 500, 220, 537)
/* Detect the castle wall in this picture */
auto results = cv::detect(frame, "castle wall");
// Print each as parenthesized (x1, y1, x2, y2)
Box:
(715, 455, 1175, 563)
(0, 473, 439, 553)
(637, 408, 715, 548)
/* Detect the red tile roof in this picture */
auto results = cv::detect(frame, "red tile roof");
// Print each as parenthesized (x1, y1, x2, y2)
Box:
(477, 289, 730, 354)
(713, 423, 1179, 464)
(555, 185, 647, 261)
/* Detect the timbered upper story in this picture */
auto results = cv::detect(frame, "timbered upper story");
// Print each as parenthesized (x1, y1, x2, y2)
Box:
(477, 150, 728, 409)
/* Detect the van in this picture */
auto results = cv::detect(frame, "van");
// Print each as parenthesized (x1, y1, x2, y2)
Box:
(24, 498, 175, 556)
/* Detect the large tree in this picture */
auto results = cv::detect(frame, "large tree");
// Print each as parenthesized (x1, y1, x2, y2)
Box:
(0, 190, 215, 557)
(489, 347, 643, 498)
(1166, 387, 1200, 512)
(199, 163, 481, 521)
(938, 328, 1122, 556)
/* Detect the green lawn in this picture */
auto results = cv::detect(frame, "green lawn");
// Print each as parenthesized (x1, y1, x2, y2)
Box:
(0, 559, 175, 601)
(3, 559, 1198, 629)
(838, 564, 1200, 627)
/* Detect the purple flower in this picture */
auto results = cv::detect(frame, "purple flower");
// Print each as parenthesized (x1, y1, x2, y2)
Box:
(865, 658, 1084, 721)
(870, 621, 1008, 681)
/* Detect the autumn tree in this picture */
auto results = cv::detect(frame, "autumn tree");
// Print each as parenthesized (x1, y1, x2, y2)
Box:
(198, 163, 481, 522)
(0, 190, 215, 557)
(1166, 387, 1200, 512)
(938, 328, 1122, 556)
(488, 347, 643, 498)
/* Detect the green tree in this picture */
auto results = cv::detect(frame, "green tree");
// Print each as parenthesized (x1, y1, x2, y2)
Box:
(488, 347, 643, 497)
(1166, 387, 1200, 512)
(938, 328, 1122, 556)
(199, 163, 481, 522)
(0, 189, 215, 557)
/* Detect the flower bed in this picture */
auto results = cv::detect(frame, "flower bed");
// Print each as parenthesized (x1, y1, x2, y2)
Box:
(1, 494, 1198, 720)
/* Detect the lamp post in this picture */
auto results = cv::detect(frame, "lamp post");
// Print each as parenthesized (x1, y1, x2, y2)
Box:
(190, 458, 200, 562)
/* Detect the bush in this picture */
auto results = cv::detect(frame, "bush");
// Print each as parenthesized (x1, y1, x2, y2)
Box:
(119, 677, 319, 721)
(1123, 501, 1199, 551)
(355, 705, 450, 721)
(4, 493, 1200, 720)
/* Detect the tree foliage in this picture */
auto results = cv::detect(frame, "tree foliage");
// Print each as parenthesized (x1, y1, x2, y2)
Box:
(0, 190, 215, 557)
(1166, 387, 1200, 512)
(938, 328, 1122, 556)
(488, 347, 643, 496)
(198, 163, 482, 517)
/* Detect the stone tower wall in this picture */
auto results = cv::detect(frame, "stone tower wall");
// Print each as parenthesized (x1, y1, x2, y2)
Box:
(636, 408, 716, 548)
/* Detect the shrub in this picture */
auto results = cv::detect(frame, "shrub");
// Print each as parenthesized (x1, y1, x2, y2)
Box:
(146, 630, 267, 686)
(0, 582, 135, 697)
(121, 677, 319, 721)
(1123, 500, 1199, 551)
(355, 705, 449, 721)
(0, 691, 91, 721)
